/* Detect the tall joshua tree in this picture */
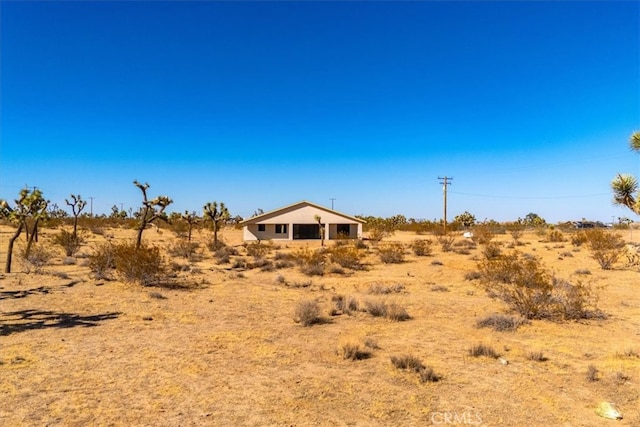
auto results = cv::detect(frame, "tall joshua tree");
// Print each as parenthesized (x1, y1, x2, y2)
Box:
(133, 181, 173, 249)
(203, 201, 230, 248)
(1, 188, 48, 273)
(612, 131, 640, 215)
(65, 194, 86, 239)
(181, 210, 199, 242)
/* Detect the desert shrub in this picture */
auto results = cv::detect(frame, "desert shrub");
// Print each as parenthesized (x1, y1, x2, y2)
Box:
(482, 242, 502, 260)
(411, 239, 433, 256)
(274, 251, 294, 261)
(472, 224, 495, 245)
(167, 239, 200, 260)
(431, 259, 443, 266)
(20, 244, 54, 274)
(88, 242, 116, 279)
(245, 241, 274, 259)
(274, 259, 295, 269)
(333, 295, 360, 314)
(386, 303, 410, 321)
(292, 247, 326, 276)
(328, 245, 364, 269)
(547, 230, 565, 242)
(583, 229, 625, 270)
(527, 351, 547, 362)
(149, 291, 167, 300)
(468, 343, 499, 359)
(476, 314, 527, 332)
(586, 364, 599, 382)
(368, 283, 405, 294)
(479, 251, 600, 320)
(293, 300, 321, 326)
(571, 231, 588, 247)
(337, 342, 370, 361)
(363, 337, 379, 349)
(464, 271, 482, 281)
(368, 227, 390, 243)
(353, 239, 368, 250)
(52, 229, 85, 256)
(390, 354, 425, 372)
(437, 234, 456, 252)
(430, 285, 449, 292)
(378, 243, 405, 264)
(113, 242, 164, 286)
(364, 300, 388, 317)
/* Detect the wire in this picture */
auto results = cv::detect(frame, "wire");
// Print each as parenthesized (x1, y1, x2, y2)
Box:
(448, 190, 611, 200)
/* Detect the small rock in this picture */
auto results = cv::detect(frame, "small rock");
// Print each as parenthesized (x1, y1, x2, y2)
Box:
(498, 357, 509, 365)
(595, 402, 622, 420)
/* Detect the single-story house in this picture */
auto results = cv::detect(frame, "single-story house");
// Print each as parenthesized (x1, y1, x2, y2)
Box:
(239, 200, 365, 241)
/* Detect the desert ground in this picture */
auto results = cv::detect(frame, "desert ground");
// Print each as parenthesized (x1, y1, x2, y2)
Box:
(1, 223, 639, 426)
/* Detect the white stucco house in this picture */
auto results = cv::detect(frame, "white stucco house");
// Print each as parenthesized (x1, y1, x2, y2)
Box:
(239, 201, 365, 241)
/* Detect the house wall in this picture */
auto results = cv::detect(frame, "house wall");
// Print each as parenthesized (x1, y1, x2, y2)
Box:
(242, 205, 363, 241)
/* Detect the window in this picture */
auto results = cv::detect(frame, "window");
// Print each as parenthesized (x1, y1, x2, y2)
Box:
(337, 224, 350, 236)
(258, 224, 266, 232)
(275, 224, 288, 234)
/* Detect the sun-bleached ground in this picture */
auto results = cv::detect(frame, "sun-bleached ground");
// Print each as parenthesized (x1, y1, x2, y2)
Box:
(1, 224, 639, 426)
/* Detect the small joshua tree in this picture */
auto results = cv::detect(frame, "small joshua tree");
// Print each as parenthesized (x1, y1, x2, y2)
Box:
(133, 181, 173, 250)
(203, 201, 230, 248)
(1, 188, 49, 273)
(181, 210, 199, 242)
(65, 194, 86, 239)
(314, 215, 325, 247)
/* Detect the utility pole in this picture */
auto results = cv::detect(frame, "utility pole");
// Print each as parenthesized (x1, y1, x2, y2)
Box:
(438, 177, 453, 234)
(89, 197, 95, 216)
(330, 198, 336, 210)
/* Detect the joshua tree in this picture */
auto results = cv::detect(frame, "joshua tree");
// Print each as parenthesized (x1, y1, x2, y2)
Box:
(133, 181, 173, 249)
(203, 201, 230, 248)
(181, 210, 199, 242)
(612, 131, 640, 215)
(1, 188, 49, 273)
(454, 211, 476, 228)
(314, 215, 325, 246)
(65, 194, 86, 239)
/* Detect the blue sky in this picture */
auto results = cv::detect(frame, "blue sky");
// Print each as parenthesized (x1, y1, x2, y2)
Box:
(1, 1, 639, 223)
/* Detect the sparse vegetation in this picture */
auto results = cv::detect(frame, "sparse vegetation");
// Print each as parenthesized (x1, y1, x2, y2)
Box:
(410, 239, 433, 256)
(113, 241, 165, 286)
(476, 314, 527, 332)
(378, 243, 405, 264)
(583, 228, 625, 270)
(468, 343, 499, 359)
(293, 300, 322, 326)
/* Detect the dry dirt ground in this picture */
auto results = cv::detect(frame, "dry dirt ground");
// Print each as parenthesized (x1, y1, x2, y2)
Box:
(1, 225, 639, 426)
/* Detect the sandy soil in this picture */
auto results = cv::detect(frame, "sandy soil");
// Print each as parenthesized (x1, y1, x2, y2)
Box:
(1, 224, 639, 426)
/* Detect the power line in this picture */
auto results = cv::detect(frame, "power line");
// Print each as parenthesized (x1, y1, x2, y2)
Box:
(449, 190, 610, 200)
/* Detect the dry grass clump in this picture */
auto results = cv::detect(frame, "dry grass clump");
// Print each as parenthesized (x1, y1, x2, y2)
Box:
(378, 243, 405, 264)
(244, 241, 274, 259)
(410, 239, 433, 256)
(586, 364, 599, 382)
(293, 300, 322, 326)
(583, 229, 626, 270)
(292, 247, 326, 276)
(390, 354, 440, 383)
(337, 341, 371, 361)
(472, 224, 495, 245)
(468, 343, 499, 359)
(327, 245, 364, 270)
(526, 350, 547, 362)
(571, 231, 588, 247)
(481, 242, 502, 260)
(112, 242, 165, 286)
(464, 270, 482, 281)
(167, 239, 200, 260)
(478, 251, 602, 320)
(363, 300, 410, 321)
(331, 295, 359, 315)
(430, 285, 449, 292)
(437, 234, 455, 252)
(20, 244, 54, 274)
(546, 229, 565, 243)
(88, 242, 116, 279)
(476, 314, 527, 332)
(367, 282, 405, 294)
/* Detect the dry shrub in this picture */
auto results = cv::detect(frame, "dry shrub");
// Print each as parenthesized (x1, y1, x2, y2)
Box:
(472, 224, 495, 245)
(88, 242, 116, 279)
(378, 243, 405, 264)
(52, 229, 85, 256)
(586, 364, 599, 382)
(546, 229, 565, 242)
(476, 314, 527, 332)
(332, 295, 359, 315)
(113, 242, 165, 286)
(386, 303, 411, 321)
(293, 300, 321, 326)
(364, 300, 388, 317)
(437, 234, 456, 252)
(390, 355, 440, 382)
(527, 351, 547, 362)
(368, 227, 390, 243)
(430, 285, 449, 292)
(368, 283, 405, 294)
(337, 341, 370, 361)
(167, 239, 200, 260)
(571, 232, 588, 247)
(468, 343, 499, 359)
(482, 242, 502, 260)
(411, 239, 433, 256)
(292, 247, 326, 276)
(20, 244, 54, 274)
(245, 241, 274, 259)
(464, 271, 482, 281)
(478, 251, 601, 320)
(328, 245, 364, 269)
(584, 229, 625, 270)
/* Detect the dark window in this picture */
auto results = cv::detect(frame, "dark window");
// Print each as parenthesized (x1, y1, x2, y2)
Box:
(275, 224, 288, 234)
(258, 224, 266, 232)
(337, 224, 350, 235)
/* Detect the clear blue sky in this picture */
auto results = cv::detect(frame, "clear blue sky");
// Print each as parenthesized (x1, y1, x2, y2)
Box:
(1, 1, 639, 223)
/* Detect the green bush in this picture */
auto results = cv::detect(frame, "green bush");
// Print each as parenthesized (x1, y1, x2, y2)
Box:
(52, 229, 85, 257)
(328, 245, 364, 269)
